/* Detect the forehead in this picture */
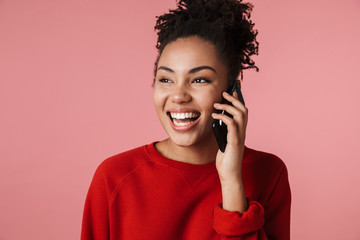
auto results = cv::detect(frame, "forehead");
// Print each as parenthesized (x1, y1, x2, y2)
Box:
(158, 36, 226, 73)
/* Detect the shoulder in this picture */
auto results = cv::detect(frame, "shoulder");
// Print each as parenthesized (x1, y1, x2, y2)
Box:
(244, 146, 287, 173)
(92, 144, 152, 186)
(242, 146, 289, 200)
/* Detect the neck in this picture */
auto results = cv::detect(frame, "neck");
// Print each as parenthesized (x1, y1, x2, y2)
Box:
(155, 137, 219, 165)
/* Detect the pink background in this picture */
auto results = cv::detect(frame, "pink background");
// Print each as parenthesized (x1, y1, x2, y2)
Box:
(1, 0, 359, 239)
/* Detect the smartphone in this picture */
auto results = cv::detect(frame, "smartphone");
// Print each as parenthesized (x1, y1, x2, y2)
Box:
(212, 81, 245, 152)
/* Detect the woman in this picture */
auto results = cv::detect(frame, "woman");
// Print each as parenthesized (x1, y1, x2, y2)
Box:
(81, 0, 291, 239)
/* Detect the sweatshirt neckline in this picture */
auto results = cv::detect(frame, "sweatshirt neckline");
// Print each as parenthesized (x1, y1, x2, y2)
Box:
(144, 142, 217, 175)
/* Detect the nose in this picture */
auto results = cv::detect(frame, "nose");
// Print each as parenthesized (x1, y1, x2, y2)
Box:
(170, 84, 192, 104)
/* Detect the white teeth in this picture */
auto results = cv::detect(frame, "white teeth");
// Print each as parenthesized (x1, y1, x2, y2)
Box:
(170, 112, 200, 119)
(173, 118, 195, 126)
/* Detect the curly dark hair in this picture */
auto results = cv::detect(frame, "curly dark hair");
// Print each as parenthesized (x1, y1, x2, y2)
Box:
(153, 0, 259, 88)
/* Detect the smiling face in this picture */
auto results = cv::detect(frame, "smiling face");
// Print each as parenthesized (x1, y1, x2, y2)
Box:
(153, 36, 228, 148)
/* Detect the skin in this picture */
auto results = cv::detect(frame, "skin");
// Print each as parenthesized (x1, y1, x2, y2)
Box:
(153, 36, 248, 212)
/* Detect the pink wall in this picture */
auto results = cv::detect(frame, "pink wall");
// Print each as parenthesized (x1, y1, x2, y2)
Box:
(1, 0, 359, 239)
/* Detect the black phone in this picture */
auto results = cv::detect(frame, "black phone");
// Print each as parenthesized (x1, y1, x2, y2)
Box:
(212, 81, 245, 152)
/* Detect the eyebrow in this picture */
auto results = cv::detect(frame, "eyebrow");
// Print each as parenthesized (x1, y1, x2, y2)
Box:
(157, 66, 217, 74)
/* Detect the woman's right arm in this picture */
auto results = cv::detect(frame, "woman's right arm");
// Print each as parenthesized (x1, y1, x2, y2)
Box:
(81, 164, 112, 240)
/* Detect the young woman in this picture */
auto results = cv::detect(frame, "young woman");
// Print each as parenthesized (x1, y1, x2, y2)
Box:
(81, 0, 291, 239)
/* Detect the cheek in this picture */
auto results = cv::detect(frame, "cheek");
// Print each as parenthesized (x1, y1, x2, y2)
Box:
(196, 91, 220, 131)
(197, 89, 222, 113)
(153, 89, 167, 112)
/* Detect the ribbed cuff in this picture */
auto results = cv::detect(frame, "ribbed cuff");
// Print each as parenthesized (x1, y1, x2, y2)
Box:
(213, 201, 265, 236)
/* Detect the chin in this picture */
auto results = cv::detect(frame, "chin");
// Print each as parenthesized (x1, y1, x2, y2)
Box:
(168, 130, 215, 149)
(168, 135, 198, 147)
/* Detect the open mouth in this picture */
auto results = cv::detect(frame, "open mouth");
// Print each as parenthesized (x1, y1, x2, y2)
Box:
(167, 112, 200, 127)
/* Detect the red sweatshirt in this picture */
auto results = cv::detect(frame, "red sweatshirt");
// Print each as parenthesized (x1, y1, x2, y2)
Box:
(81, 142, 291, 239)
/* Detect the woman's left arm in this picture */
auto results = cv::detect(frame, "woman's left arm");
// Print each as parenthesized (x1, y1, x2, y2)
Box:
(211, 88, 291, 239)
(212, 89, 248, 213)
(212, 167, 291, 239)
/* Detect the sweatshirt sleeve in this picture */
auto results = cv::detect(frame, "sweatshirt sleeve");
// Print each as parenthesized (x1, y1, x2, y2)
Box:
(81, 163, 113, 240)
(212, 166, 291, 240)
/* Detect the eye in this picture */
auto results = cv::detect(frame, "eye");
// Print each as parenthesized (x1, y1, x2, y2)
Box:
(193, 78, 210, 83)
(158, 78, 171, 83)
